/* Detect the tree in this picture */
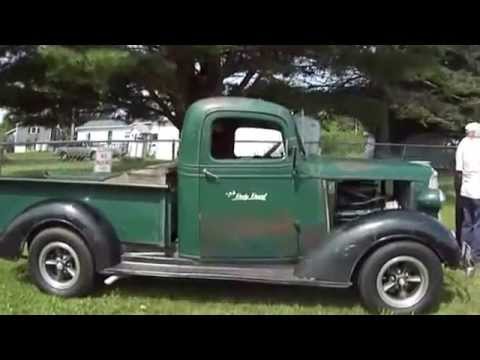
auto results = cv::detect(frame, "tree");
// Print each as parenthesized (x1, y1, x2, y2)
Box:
(0, 45, 450, 143)
(0, 45, 104, 130)
(386, 45, 480, 141)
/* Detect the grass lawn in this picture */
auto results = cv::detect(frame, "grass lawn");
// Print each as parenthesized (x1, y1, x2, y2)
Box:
(0, 152, 164, 178)
(0, 154, 477, 314)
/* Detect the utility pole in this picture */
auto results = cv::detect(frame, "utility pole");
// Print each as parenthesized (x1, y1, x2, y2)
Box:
(71, 108, 77, 141)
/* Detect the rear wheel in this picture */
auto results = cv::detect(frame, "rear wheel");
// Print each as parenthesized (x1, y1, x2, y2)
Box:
(357, 242, 443, 315)
(29, 228, 96, 298)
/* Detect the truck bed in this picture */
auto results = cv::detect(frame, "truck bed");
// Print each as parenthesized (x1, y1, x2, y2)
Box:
(0, 175, 175, 248)
(104, 162, 177, 187)
(42, 162, 177, 188)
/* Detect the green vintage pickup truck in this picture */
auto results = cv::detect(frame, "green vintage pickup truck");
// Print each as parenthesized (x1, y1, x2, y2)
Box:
(0, 97, 470, 314)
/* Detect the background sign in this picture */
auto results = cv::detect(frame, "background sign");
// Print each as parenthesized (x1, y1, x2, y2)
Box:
(94, 148, 113, 173)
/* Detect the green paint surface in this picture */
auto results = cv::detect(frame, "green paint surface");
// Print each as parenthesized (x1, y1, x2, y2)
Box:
(0, 178, 171, 247)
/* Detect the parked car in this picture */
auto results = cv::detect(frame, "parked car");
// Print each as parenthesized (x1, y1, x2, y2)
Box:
(55, 142, 124, 161)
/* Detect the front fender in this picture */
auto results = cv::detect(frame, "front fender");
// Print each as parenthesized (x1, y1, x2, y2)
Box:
(0, 199, 121, 271)
(295, 210, 460, 284)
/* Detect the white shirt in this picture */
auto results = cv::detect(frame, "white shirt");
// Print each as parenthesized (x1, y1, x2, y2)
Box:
(456, 137, 480, 199)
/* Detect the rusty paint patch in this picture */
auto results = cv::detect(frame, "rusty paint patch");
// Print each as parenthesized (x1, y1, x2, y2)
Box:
(200, 213, 297, 258)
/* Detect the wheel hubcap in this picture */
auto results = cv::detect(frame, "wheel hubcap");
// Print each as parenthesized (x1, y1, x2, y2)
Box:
(39, 242, 80, 290)
(376, 256, 429, 310)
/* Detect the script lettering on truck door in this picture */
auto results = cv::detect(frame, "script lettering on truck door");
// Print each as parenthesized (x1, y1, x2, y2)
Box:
(226, 191, 269, 202)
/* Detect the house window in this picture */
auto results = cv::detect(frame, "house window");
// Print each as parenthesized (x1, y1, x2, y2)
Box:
(29, 127, 40, 134)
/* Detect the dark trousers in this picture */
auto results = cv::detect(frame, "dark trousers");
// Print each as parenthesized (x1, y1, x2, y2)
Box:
(461, 196, 480, 262)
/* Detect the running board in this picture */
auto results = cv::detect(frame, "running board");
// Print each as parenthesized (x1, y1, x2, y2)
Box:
(121, 252, 196, 266)
(101, 261, 351, 289)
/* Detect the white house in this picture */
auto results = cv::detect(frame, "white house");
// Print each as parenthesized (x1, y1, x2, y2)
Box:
(128, 120, 180, 160)
(76, 120, 131, 151)
(75, 118, 180, 160)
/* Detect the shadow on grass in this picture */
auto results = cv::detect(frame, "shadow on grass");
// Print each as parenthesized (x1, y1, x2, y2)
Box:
(108, 277, 360, 310)
(442, 271, 472, 304)
(14, 262, 472, 314)
(13, 262, 361, 311)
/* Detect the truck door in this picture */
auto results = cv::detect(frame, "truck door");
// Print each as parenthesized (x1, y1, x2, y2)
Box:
(198, 112, 298, 261)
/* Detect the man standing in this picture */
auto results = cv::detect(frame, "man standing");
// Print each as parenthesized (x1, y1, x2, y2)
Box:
(456, 122, 480, 262)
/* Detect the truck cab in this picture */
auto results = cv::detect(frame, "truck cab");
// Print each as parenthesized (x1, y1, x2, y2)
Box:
(177, 98, 302, 261)
(0, 97, 467, 314)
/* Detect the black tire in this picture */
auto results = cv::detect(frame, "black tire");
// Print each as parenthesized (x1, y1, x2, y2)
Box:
(28, 228, 96, 298)
(357, 241, 443, 315)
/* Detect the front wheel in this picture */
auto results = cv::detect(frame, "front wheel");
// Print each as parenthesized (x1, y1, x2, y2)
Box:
(28, 228, 96, 298)
(357, 242, 443, 315)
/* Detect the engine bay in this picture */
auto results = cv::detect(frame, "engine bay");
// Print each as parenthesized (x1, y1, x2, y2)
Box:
(327, 180, 413, 228)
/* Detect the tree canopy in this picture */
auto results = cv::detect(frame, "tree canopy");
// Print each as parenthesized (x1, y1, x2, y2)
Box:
(0, 45, 479, 142)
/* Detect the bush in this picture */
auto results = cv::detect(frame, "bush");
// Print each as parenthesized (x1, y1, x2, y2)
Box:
(321, 123, 366, 158)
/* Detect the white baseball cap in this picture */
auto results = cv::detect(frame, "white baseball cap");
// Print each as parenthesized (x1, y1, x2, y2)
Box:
(466, 122, 480, 134)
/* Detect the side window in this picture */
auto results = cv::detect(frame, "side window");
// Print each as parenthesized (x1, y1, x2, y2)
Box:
(211, 118, 286, 160)
(234, 127, 285, 159)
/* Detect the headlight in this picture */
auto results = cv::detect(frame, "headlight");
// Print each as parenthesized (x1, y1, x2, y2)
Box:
(439, 189, 446, 203)
(429, 169, 439, 190)
(427, 169, 446, 203)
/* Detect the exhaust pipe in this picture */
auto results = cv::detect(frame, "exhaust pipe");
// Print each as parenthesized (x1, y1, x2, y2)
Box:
(104, 275, 125, 286)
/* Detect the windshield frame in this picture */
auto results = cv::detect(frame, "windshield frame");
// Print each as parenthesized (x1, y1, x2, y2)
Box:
(292, 117, 307, 157)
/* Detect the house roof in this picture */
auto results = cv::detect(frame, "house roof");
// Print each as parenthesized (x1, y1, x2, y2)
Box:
(77, 119, 128, 130)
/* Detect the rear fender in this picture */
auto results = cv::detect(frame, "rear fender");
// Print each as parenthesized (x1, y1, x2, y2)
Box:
(0, 200, 121, 271)
(295, 210, 460, 284)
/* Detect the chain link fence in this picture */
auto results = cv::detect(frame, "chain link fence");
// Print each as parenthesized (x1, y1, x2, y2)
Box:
(0, 138, 459, 175)
(314, 141, 457, 172)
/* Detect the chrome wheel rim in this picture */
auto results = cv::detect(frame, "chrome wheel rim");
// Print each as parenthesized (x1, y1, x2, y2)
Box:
(39, 242, 80, 290)
(376, 256, 429, 310)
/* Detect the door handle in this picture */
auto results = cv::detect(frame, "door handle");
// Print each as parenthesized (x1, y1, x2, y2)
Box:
(203, 169, 220, 181)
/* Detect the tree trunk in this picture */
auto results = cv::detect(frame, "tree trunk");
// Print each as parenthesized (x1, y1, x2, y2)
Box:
(169, 54, 224, 131)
